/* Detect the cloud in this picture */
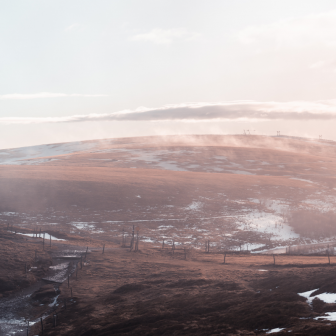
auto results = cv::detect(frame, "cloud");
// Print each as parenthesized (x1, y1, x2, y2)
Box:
(239, 10, 336, 50)
(64, 23, 80, 32)
(0, 93, 108, 100)
(131, 28, 200, 44)
(309, 59, 336, 72)
(2, 100, 336, 125)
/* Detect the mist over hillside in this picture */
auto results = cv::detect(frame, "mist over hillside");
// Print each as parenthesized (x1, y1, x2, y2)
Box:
(2, 134, 336, 335)
(1, 134, 336, 250)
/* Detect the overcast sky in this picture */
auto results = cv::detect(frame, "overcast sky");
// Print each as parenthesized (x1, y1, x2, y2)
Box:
(2, 0, 336, 148)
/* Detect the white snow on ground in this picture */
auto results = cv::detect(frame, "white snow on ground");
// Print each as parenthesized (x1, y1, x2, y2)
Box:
(0, 317, 38, 326)
(313, 293, 336, 303)
(302, 199, 336, 212)
(266, 328, 285, 334)
(238, 210, 299, 240)
(71, 222, 96, 230)
(254, 246, 288, 254)
(157, 161, 187, 171)
(290, 178, 316, 184)
(185, 201, 202, 211)
(298, 289, 318, 303)
(141, 237, 155, 243)
(0, 141, 262, 173)
(226, 170, 254, 175)
(17, 232, 65, 241)
(314, 312, 336, 321)
(299, 289, 336, 304)
(248, 198, 259, 204)
(49, 263, 68, 270)
(0, 141, 97, 165)
(266, 200, 288, 214)
(158, 225, 174, 230)
(48, 295, 60, 307)
(242, 243, 265, 250)
(212, 167, 224, 171)
(71, 222, 104, 233)
(113, 149, 189, 171)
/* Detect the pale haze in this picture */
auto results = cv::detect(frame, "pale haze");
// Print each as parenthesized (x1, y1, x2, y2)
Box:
(2, 0, 336, 148)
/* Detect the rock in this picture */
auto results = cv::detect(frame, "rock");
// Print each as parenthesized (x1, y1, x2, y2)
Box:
(31, 284, 58, 304)
(0, 277, 15, 293)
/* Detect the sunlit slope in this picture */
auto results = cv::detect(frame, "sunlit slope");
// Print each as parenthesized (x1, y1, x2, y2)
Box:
(1, 135, 336, 185)
(0, 165, 315, 213)
(1, 135, 336, 247)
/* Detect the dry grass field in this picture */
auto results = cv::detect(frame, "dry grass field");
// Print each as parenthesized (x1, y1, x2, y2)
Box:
(1, 135, 336, 335)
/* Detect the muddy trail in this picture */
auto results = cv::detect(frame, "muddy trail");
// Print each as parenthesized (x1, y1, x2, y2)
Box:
(0, 229, 88, 336)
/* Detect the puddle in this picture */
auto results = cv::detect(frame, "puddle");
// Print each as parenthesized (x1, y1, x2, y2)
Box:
(17, 232, 66, 241)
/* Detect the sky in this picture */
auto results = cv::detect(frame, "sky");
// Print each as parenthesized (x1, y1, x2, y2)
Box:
(2, 0, 336, 148)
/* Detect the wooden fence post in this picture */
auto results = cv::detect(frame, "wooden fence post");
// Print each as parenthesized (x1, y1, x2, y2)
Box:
(130, 225, 135, 251)
(273, 254, 275, 265)
(102, 244, 105, 254)
(40, 317, 44, 335)
(68, 274, 70, 288)
(85, 246, 88, 261)
(327, 249, 330, 264)
(135, 231, 139, 251)
(121, 228, 125, 247)
(224, 253, 226, 264)
(162, 239, 165, 249)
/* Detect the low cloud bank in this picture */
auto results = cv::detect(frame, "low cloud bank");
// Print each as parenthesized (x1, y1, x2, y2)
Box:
(0, 92, 107, 100)
(2, 100, 336, 124)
